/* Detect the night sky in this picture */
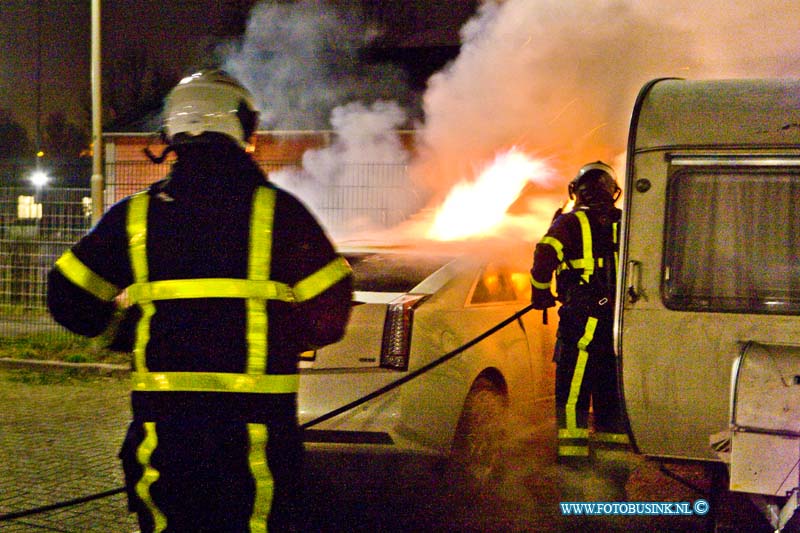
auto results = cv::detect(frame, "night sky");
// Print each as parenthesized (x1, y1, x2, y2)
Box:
(0, 1, 230, 135)
(3, 0, 800, 171)
(0, 0, 472, 137)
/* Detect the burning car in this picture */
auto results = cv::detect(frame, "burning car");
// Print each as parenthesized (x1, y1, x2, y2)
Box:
(297, 241, 557, 481)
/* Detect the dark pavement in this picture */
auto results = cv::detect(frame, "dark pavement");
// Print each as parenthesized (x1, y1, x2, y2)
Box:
(0, 367, 135, 532)
(0, 362, 767, 533)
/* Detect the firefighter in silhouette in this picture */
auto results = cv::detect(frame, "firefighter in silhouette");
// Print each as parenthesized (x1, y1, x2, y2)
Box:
(47, 69, 353, 532)
(530, 161, 629, 462)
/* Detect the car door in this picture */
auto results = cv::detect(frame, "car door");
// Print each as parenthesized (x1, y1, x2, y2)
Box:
(465, 260, 556, 421)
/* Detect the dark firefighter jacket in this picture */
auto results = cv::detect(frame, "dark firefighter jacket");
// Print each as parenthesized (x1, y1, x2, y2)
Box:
(46, 144, 353, 530)
(530, 205, 621, 319)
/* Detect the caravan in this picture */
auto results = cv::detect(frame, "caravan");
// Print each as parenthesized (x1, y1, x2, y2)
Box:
(617, 78, 800, 530)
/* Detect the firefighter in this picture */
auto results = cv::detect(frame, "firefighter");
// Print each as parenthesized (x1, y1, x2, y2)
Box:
(529, 161, 629, 462)
(46, 69, 353, 532)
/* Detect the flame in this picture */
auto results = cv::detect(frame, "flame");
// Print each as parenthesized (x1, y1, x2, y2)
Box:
(426, 147, 554, 241)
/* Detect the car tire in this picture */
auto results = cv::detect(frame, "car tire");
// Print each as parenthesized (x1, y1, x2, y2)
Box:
(448, 376, 508, 490)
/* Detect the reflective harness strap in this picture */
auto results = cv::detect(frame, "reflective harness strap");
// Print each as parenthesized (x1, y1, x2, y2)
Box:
(125, 262, 349, 305)
(247, 187, 274, 376)
(558, 316, 598, 458)
(128, 192, 153, 373)
(247, 423, 272, 533)
(54, 250, 120, 301)
(135, 422, 167, 531)
(131, 371, 299, 394)
(556, 257, 604, 274)
(127, 278, 295, 304)
(574, 210, 594, 284)
(612, 221, 619, 276)
(246, 186, 276, 533)
(127, 192, 167, 532)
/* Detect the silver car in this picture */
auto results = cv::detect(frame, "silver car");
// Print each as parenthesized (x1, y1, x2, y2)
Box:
(298, 242, 557, 481)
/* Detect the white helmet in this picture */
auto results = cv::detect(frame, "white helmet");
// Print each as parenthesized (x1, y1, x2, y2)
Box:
(568, 161, 621, 206)
(163, 69, 259, 149)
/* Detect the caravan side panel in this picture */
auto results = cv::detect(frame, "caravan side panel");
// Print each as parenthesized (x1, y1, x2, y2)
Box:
(617, 78, 800, 460)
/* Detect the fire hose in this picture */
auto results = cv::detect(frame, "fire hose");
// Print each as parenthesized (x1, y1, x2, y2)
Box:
(299, 303, 536, 429)
(0, 303, 535, 522)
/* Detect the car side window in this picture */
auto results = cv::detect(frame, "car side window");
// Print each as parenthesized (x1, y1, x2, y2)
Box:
(470, 263, 524, 304)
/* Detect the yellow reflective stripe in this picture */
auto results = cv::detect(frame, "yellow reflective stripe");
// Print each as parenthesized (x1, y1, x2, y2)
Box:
(530, 273, 551, 290)
(558, 445, 590, 457)
(135, 422, 167, 532)
(539, 236, 564, 262)
(592, 432, 630, 444)
(556, 257, 604, 273)
(247, 423, 273, 533)
(127, 278, 295, 304)
(127, 193, 153, 373)
(565, 317, 597, 432)
(246, 187, 274, 375)
(569, 257, 603, 270)
(293, 256, 352, 302)
(131, 371, 299, 394)
(128, 193, 149, 282)
(558, 428, 589, 439)
(613, 221, 619, 274)
(574, 210, 593, 283)
(54, 250, 120, 301)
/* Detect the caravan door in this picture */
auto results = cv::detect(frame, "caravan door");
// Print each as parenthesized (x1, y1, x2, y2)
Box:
(616, 78, 800, 460)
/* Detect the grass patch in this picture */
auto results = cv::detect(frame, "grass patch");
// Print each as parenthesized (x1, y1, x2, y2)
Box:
(0, 333, 130, 365)
(3, 368, 81, 385)
(0, 368, 128, 386)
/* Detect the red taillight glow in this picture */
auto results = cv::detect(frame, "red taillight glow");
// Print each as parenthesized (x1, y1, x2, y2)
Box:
(380, 294, 426, 371)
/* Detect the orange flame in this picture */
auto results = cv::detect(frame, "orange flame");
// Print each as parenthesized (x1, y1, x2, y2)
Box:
(426, 147, 555, 241)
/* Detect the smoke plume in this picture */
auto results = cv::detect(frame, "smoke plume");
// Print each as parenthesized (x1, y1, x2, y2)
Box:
(413, 0, 800, 200)
(269, 100, 416, 239)
(222, 0, 410, 130)
(226, 0, 800, 240)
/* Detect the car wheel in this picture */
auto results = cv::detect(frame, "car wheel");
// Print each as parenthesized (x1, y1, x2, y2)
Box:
(448, 376, 508, 489)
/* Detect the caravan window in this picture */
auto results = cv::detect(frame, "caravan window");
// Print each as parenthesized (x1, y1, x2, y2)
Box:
(663, 166, 800, 314)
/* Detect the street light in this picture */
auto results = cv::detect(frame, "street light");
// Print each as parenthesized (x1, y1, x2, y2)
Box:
(29, 169, 50, 189)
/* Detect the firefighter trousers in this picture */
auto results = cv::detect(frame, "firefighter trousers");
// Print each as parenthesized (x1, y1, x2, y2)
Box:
(120, 417, 305, 532)
(554, 313, 628, 460)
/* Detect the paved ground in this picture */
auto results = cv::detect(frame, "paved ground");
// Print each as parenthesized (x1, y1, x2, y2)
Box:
(0, 368, 136, 532)
(0, 363, 774, 533)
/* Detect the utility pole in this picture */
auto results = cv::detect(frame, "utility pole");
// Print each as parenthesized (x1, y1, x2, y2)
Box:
(91, 0, 104, 225)
(36, 0, 42, 160)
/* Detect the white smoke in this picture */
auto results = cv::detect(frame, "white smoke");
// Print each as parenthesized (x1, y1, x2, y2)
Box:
(222, 0, 409, 130)
(269, 100, 415, 239)
(414, 0, 800, 197)
(222, 0, 419, 239)
(226, 0, 800, 241)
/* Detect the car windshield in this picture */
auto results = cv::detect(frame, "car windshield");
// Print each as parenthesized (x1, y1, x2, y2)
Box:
(345, 252, 454, 292)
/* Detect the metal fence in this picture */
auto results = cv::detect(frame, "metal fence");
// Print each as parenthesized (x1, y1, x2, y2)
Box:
(0, 159, 419, 343)
(0, 185, 90, 343)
